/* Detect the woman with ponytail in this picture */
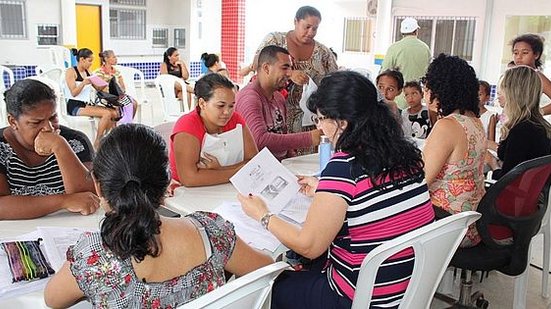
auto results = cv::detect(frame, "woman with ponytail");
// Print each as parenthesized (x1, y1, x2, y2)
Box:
(238, 71, 435, 308)
(45, 124, 273, 308)
(160, 47, 191, 103)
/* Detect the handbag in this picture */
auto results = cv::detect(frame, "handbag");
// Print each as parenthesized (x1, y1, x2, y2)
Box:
(94, 77, 131, 107)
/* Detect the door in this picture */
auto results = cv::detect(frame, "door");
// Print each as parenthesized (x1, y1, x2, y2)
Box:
(76, 4, 102, 71)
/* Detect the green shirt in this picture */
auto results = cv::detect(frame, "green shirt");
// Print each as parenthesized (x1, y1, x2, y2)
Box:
(381, 36, 431, 109)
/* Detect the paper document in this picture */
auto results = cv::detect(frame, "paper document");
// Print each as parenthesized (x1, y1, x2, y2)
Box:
(279, 193, 312, 224)
(298, 77, 317, 127)
(0, 227, 96, 300)
(215, 201, 281, 252)
(201, 124, 244, 167)
(230, 148, 299, 214)
(88, 75, 108, 87)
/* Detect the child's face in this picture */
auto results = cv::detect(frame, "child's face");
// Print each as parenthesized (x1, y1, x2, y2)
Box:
(377, 76, 401, 101)
(478, 86, 490, 107)
(404, 87, 422, 107)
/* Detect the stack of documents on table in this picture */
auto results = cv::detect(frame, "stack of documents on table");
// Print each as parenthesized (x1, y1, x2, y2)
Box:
(220, 148, 312, 251)
(0, 227, 94, 300)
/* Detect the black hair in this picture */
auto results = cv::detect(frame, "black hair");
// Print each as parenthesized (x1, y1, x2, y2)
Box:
(99, 50, 114, 65)
(201, 53, 220, 69)
(256, 45, 290, 70)
(71, 48, 93, 61)
(511, 33, 545, 69)
(163, 47, 178, 68)
(4, 79, 56, 119)
(307, 71, 424, 189)
(194, 72, 235, 102)
(425, 54, 480, 117)
(295, 5, 321, 21)
(94, 124, 170, 262)
(376, 69, 404, 90)
(479, 80, 491, 96)
(404, 81, 422, 94)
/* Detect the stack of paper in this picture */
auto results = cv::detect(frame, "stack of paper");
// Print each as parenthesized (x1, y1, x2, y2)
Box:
(0, 227, 94, 300)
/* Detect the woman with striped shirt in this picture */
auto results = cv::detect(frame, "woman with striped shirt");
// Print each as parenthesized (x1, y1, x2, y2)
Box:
(0, 79, 99, 219)
(239, 71, 435, 308)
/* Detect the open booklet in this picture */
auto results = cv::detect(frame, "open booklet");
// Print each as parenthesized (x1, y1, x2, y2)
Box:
(0, 227, 95, 300)
(230, 148, 300, 214)
(201, 124, 244, 167)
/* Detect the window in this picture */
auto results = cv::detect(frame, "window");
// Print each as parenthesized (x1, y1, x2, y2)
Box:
(37, 24, 58, 45)
(174, 28, 185, 48)
(343, 17, 374, 53)
(0, 0, 26, 38)
(152, 28, 168, 47)
(393, 16, 476, 61)
(110, 0, 146, 39)
(110, 0, 145, 5)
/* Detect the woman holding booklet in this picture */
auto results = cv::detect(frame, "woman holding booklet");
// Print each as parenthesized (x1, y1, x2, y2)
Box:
(169, 73, 258, 187)
(44, 124, 272, 308)
(238, 71, 435, 308)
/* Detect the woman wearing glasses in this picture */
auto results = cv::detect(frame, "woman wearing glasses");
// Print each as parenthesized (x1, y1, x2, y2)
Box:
(239, 71, 435, 308)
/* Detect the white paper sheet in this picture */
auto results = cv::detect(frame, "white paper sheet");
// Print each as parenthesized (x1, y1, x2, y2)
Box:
(299, 77, 317, 127)
(279, 193, 312, 224)
(37, 227, 94, 270)
(229, 148, 299, 214)
(215, 201, 281, 252)
(201, 124, 244, 167)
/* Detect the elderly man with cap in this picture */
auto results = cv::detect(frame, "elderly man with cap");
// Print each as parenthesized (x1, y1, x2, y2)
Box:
(381, 17, 431, 109)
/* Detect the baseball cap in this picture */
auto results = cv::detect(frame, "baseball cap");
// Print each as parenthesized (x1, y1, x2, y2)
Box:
(401, 18, 420, 34)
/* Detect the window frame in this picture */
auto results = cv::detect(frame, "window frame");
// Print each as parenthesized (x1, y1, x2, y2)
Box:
(0, 0, 26, 39)
(342, 16, 374, 54)
(109, 0, 146, 40)
(36, 23, 59, 46)
(393, 16, 476, 61)
(174, 28, 185, 48)
(151, 27, 168, 48)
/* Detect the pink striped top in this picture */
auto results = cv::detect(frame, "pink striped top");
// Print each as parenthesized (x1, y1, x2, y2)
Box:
(317, 152, 435, 305)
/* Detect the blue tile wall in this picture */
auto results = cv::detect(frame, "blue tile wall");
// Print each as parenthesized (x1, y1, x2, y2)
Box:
(490, 84, 497, 102)
(2, 61, 204, 87)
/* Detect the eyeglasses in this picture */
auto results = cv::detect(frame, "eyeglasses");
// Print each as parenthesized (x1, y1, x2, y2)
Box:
(311, 114, 328, 125)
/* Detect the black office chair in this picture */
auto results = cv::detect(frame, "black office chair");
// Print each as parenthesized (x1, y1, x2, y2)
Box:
(437, 155, 551, 309)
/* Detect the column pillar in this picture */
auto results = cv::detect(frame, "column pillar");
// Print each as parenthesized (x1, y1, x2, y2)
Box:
(221, 0, 246, 83)
(60, 0, 77, 48)
(374, 0, 393, 57)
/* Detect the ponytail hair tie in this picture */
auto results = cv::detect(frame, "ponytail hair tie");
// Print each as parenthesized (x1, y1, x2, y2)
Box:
(127, 176, 142, 186)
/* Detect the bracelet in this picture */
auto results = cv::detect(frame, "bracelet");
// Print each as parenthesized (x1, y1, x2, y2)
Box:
(260, 212, 274, 230)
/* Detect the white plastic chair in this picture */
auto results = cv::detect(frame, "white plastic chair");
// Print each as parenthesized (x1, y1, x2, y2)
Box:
(351, 211, 481, 309)
(0, 65, 15, 127)
(35, 66, 64, 84)
(514, 187, 551, 303)
(60, 69, 97, 140)
(154, 74, 193, 122)
(179, 261, 290, 309)
(116, 65, 151, 124)
(153, 121, 176, 146)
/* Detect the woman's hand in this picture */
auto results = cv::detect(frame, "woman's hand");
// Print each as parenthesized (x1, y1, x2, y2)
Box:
(237, 193, 269, 222)
(290, 70, 309, 86)
(61, 192, 100, 215)
(34, 129, 63, 156)
(298, 176, 319, 197)
(196, 153, 222, 169)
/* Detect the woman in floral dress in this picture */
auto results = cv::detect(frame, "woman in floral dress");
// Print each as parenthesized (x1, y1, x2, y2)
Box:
(422, 54, 486, 247)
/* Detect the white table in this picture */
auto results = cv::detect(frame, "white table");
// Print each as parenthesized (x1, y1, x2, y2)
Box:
(0, 154, 320, 307)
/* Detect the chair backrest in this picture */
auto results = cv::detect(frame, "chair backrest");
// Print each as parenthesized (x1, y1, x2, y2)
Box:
(26, 75, 65, 123)
(178, 261, 289, 309)
(154, 74, 190, 121)
(351, 211, 481, 309)
(0, 65, 12, 127)
(36, 66, 64, 85)
(116, 65, 146, 103)
(153, 121, 176, 146)
(476, 155, 551, 276)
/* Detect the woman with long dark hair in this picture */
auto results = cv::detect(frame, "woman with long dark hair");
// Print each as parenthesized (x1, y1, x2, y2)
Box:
(239, 71, 435, 308)
(160, 47, 190, 101)
(45, 124, 272, 308)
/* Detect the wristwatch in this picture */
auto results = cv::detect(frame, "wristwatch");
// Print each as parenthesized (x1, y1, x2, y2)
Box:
(260, 212, 274, 230)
